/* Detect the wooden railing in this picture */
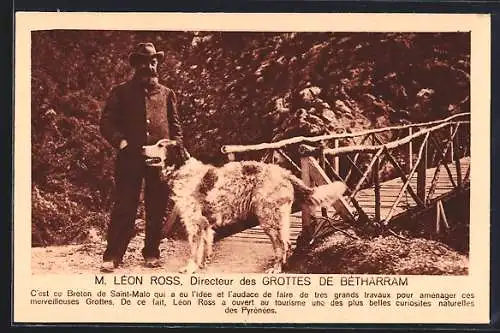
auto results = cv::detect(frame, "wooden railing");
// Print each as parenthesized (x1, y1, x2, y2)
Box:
(221, 112, 471, 229)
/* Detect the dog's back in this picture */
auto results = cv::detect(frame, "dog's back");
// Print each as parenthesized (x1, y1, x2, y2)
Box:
(200, 161, 295, 228)
(172, 159, 345, 227)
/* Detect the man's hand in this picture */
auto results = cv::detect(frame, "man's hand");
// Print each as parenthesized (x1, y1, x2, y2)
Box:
(119, 139, 129, 150)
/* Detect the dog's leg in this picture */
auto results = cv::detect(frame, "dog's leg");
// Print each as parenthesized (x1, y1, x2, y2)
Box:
(179, 215, 211, 274)
(196, 217, 214, 268)
(179, 226, 202, 274)
(261, 226, 283, 274)
(258, 202, 293, 274)
(278, 203, 292, 265)
(195, 227, 206, 268)
(202, 227, 215, 267)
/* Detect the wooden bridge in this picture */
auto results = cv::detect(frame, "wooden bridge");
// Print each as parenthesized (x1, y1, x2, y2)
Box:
(219, 112, 471, 244)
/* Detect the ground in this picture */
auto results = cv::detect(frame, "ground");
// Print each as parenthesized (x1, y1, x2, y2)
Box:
(286, 233, 469, 275)
(31, 230, 276, 275)
(31, 224, 468, 275)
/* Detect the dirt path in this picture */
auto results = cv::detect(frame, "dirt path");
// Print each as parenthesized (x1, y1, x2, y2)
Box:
(31, 218, 468, 275)
(31, 228, 278, 275)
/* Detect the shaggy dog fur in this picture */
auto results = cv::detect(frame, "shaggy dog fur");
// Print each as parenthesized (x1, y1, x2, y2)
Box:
(142, 139, 346, 274)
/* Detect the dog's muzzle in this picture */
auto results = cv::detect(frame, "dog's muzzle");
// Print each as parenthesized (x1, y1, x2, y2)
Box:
(144, 157, 163, 166)
(142, 138, 177, 168)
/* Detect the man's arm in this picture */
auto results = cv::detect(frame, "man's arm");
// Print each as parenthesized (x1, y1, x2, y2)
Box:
(167, 89, 189, 162)
(100, 87, 126, 149)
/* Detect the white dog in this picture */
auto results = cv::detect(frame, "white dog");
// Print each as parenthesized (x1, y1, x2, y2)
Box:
(143, 139, 346, 273)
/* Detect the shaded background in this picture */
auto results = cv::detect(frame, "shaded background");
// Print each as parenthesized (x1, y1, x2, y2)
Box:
(31, 30, 470, 246)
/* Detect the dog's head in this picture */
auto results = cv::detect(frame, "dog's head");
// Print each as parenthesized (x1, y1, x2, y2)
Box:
(142, 139, 177, 168)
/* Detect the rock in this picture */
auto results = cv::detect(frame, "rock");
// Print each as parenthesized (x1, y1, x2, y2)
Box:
(299, 86, 322, 103)
(274, 98, 289, 114)
(307, 124, 324, 135)
(362, 93, 377, 103)
(313, 97, 325, 106)
(306, 113, 324, 126)
(334, 100, 353, 114)
(343, 113, 355, 120)
(307, 107, 318, 115)
(321, 109, 337, 122)
(309, 86, 322, 96)
(296, 108, 307, 117)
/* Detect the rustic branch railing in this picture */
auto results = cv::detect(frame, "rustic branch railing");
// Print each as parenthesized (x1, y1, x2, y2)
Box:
(221, 112, 470, 231)
(307, 120, 469, 156)
(221, 112, 469, 154)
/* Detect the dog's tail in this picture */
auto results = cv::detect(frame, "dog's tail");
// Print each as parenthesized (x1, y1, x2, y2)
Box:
(288, 175, 347, 207)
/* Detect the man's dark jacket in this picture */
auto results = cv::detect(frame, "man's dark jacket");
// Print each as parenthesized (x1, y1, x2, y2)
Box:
(100, 78, 186, 164)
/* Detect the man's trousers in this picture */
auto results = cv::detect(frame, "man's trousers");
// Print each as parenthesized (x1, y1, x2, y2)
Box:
(103, 146, 168, 262)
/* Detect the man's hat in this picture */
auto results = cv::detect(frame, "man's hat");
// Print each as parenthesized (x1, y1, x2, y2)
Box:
(129, 42, 165, 66)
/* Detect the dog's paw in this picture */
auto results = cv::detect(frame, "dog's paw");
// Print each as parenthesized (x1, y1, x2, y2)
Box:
(203, 255, 213, 266)
(179, 260, 199, 274)
(265, 263, 283, 274)
(178, 265, 197, 274)
(198, 260, 207, 269)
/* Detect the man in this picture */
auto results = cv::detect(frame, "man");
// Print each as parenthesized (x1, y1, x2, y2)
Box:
(99, 42, 187, 272)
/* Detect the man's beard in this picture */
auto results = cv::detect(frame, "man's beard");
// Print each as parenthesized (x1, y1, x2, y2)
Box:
(136, 69, 159, 86)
